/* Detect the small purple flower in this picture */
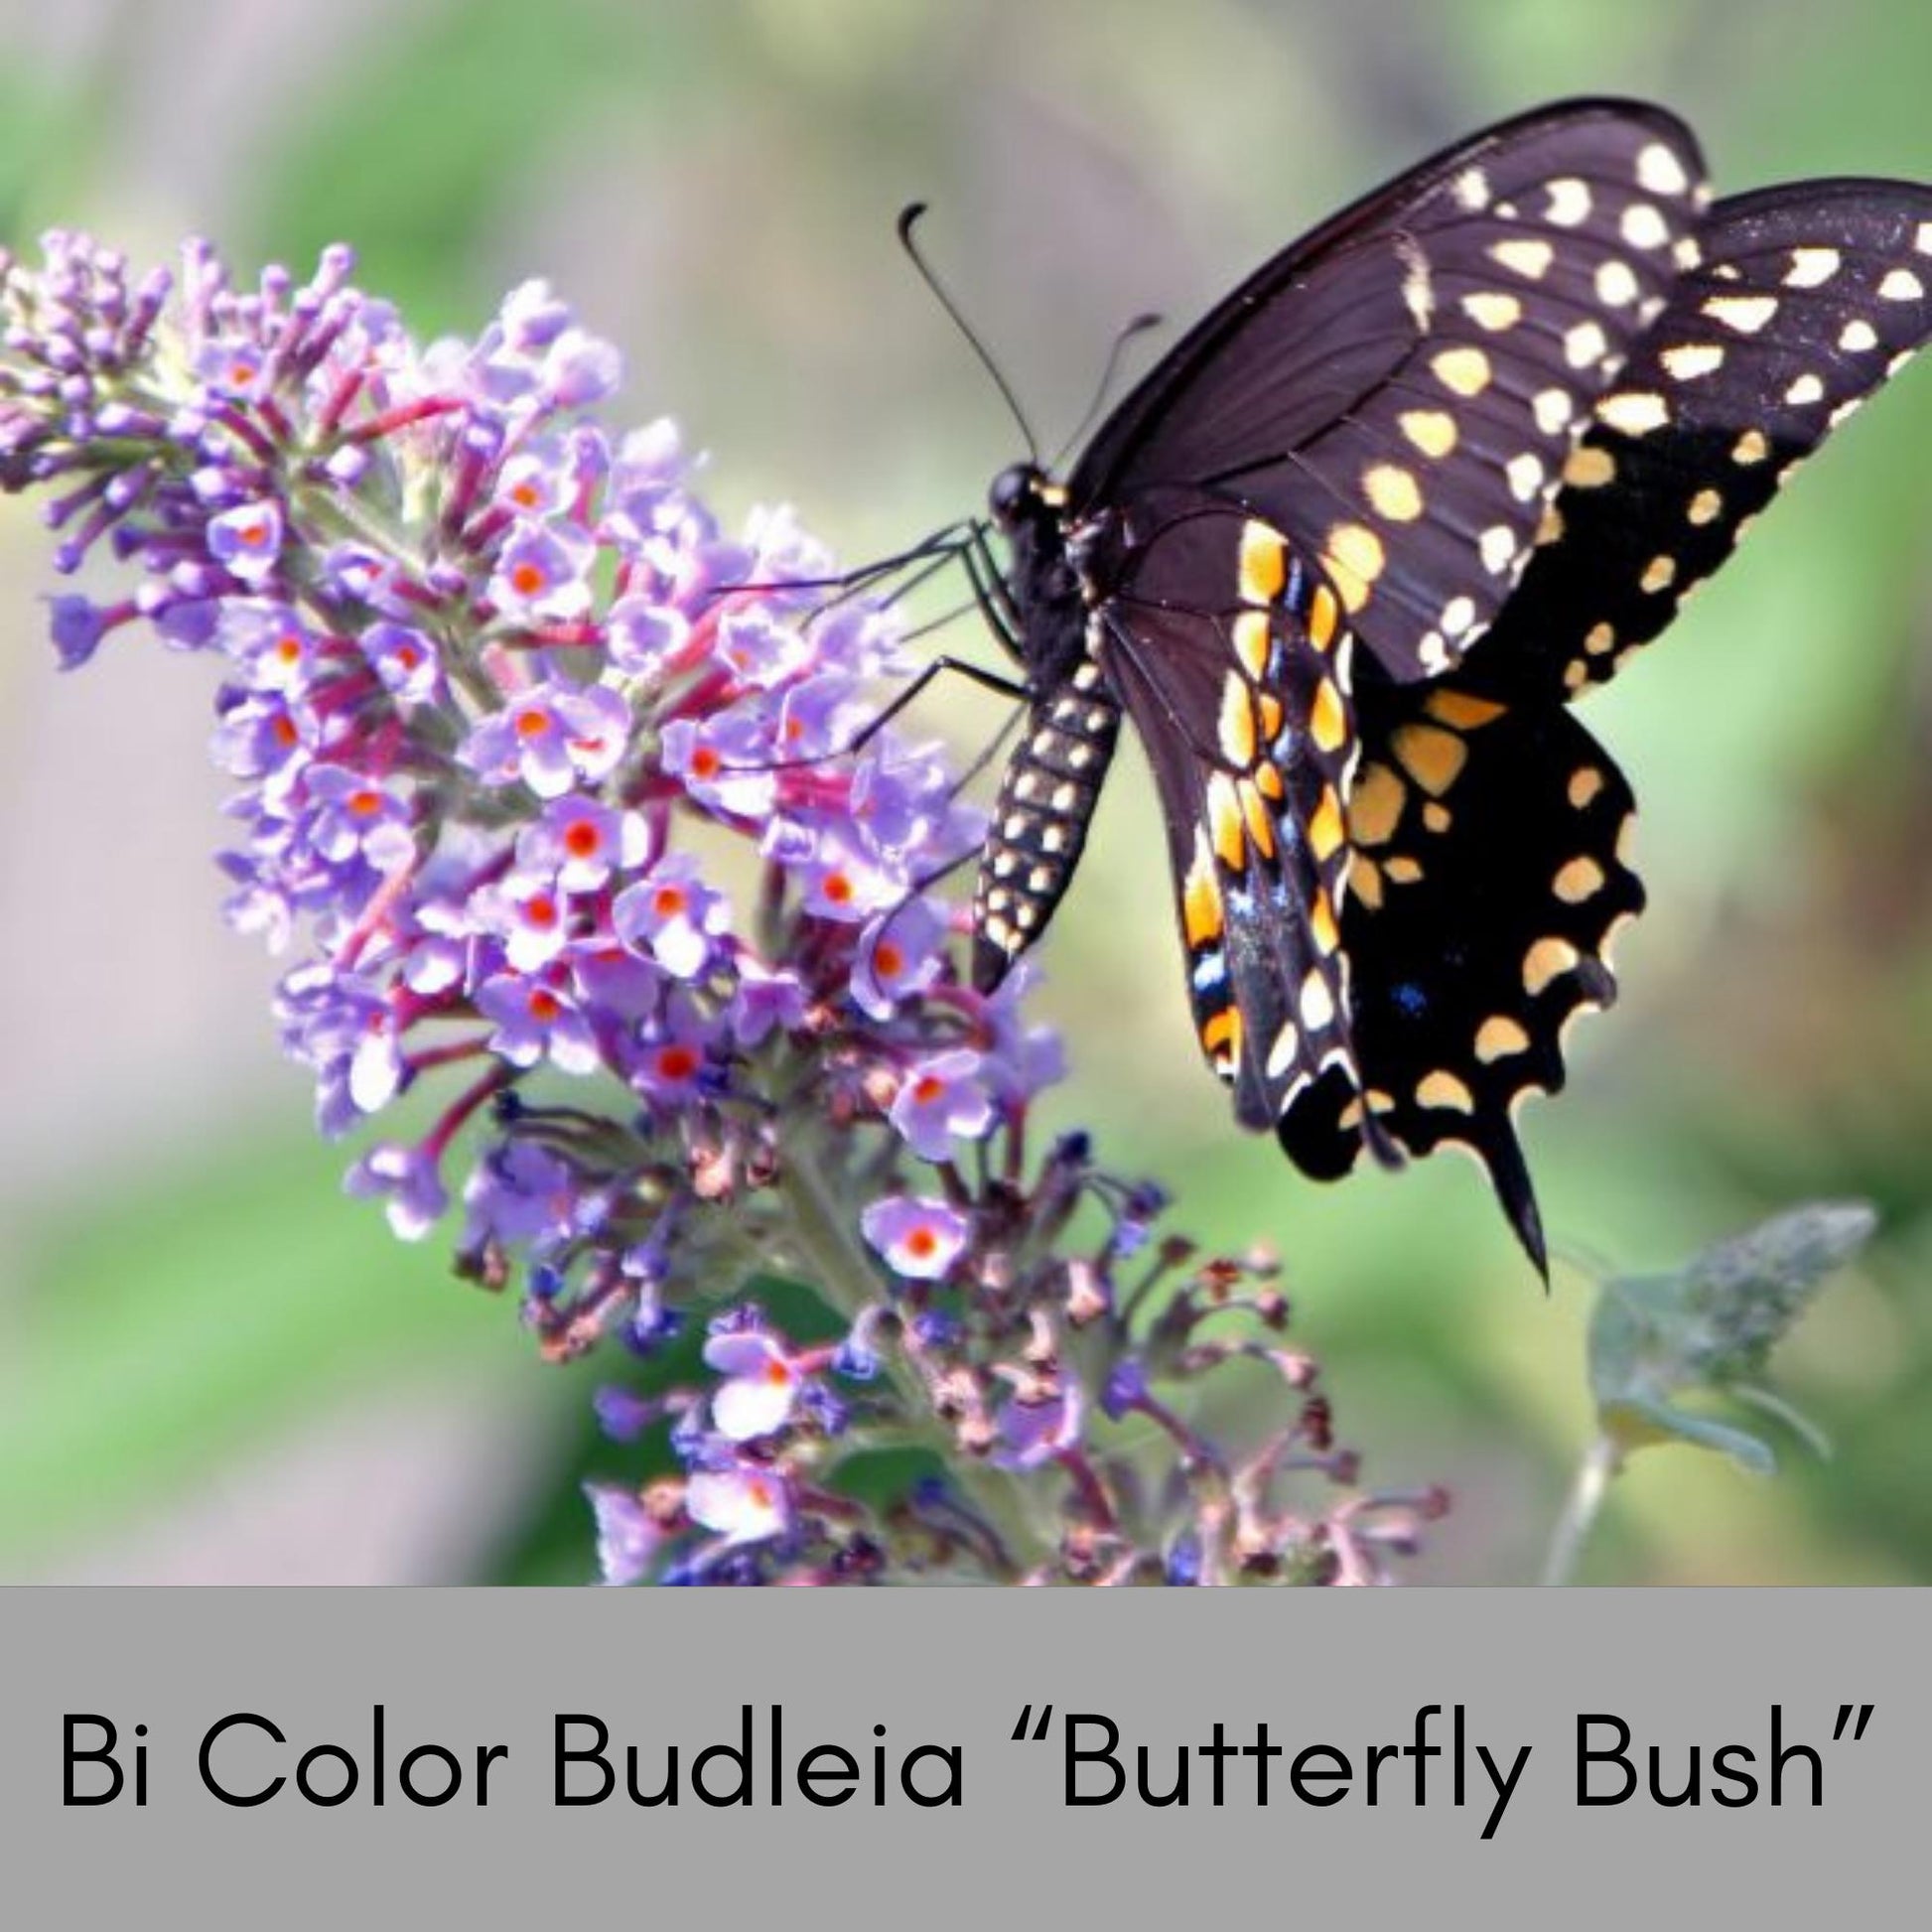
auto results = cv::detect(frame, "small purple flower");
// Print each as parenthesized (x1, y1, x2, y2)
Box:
(495, 449, 568, 519)
(704, 1329, 804, 1443)
(345, 1141, 450, 1241)
(460, 679, 631, 798)
(889, 1048, 996, 1161)
(586, 1484, 663, 1586)
(463, 1141, 602, 1253)
(982, 962, 1067, 1103)
(730, 956, 808, 1048)
(478, 874, 573, 974)
(605, 594, 689, 679)
(219, 600, 317, 693)
(300, 763, 415, 873)
(613, 854, 729, 979)
(518, 794, 646, 894)
(791, 824, 899, 922)
(207, 497, 285, 585)
(661, 709, 776, 820)
(487, 518, 595, 621)
(861, 1196, 971, 1282)
(685, 1464, 789, 1546)
(361, 621, 442, 706)
(48, 593, 111, 669)
(592, 1386, 655, 1443)
(629, 998, 719, 1105)
(475, 968, 601, 1073)
(851, 897, 949, 1020)
(713, 605, 812, 689)
(995, 1379, 1083, 1471)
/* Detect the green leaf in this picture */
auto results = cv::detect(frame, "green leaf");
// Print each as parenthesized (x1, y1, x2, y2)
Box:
(1585, 1200, 1877, 1468)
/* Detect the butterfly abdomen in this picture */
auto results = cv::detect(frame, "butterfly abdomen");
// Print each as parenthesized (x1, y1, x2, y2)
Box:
(970, 655, 1121, 993)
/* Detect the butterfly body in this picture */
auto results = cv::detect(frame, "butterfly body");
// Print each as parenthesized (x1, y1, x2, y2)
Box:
(956, 100, 1932, 1271)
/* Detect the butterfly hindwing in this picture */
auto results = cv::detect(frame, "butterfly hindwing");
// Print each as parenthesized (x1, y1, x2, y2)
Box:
(1095, 504, 1360, 1127)
(1464, 179, 1932, 704)
(1277, 676, 1643, 1272)
(1069, 98, 1708, 685)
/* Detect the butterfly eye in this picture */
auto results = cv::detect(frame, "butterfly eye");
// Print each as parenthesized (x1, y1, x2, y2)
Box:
(988, 463, 1038, 526)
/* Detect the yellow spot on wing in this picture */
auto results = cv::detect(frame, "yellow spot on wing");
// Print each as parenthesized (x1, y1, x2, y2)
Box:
(1704, 292, 1778, 334)
(1232, 611, 1271, 679)
(1299, 969, 1335, 1031)
(1238, 522, 1286, 605)
(1254, 760, 1284, 801)
(1523, 936, 1582, 995)
(1201, 1008, 1242, 1062)
(1597, 391, 1670, 436)
(1554, 856, 1605, 901)
(1310, 892, 1339, 954)
(1399, 409, 1458, 459)
(1785, 246, 1840, 288)
(1308, 787, 1346, 861)
(1206, 774, 1247, 871)
(1183, 844, 1223, 946)
(1489, 237, 1553, 280)
(1364, 464, 1424, 521)
(1391, 722, 1468, 796)
(1661, 344, 1725, 381)
(1475, 1016, 1531, 1061)
(1310, 679, 1348, 754)
(1347, 762, 1404, 847)
(1257, 692, 1285, 739)
(1417, 1071, 1475, 1112)
(1308, 584, 1341, 650)
(1321, 523, 1385, 613)
(1432, 345, 1492, 397)
(1239, 779, 1276, 860)
(1461, 291, 1523, 332)
(1564, 446, 1617, 488)
(1425, 689, 1507, 731)
(1569, 766, 1605, 809)
(1348, 857, 1385, 909)
(1218, 676, 1257, 766)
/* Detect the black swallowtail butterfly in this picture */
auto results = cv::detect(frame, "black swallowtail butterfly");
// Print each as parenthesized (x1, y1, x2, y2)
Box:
(960, 97, 1932, 1274)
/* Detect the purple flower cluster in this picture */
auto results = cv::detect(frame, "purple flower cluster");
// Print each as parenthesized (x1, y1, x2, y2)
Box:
(2, 230, 1440, 1585)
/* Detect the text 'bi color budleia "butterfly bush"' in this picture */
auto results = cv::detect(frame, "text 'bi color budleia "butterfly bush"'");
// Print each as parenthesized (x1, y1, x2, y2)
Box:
(0, 233, 1444, 1585)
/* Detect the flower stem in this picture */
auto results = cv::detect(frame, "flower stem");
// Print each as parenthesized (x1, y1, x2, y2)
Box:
(772, 1127, 1050, 1576)
(1540, 1432, 1622, 1586)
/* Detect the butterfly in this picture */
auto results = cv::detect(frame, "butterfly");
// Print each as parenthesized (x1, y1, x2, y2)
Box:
(960, 97, 1932, 1274)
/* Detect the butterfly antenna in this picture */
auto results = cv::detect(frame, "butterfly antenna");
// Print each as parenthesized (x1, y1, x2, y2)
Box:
(1051, 311, 1164, 471)
(897, 203, 1039, 465)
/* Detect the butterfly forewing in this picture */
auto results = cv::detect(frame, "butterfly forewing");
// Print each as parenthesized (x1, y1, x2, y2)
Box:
(1463, 180, 1932, 703)
(1069, 99, 1708, 684)
(1277, 678, 1643, 1271)
(1096, 503, 1360, 1127)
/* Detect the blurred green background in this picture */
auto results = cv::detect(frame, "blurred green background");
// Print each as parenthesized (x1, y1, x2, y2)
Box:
(4, 0, 1930, 1583)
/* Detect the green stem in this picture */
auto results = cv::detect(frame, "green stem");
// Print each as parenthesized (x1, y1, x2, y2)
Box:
(772, 1126, 1051, 1578)
(1540, 1432, 1622, 1586)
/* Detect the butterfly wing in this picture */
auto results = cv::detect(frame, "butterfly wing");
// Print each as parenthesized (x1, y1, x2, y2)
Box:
(1462, 180, 1932, 704)
(1275, 674, 1643, 1273)
(1095, 501, 1363, 1129)
(1069, 98, 1708, 684)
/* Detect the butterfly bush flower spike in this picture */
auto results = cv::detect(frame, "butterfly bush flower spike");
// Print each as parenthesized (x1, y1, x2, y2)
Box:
(2, 230, 1438, 1585)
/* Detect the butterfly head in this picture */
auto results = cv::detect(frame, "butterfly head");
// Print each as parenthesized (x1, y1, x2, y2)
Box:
(987, 462, 1066, 531)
